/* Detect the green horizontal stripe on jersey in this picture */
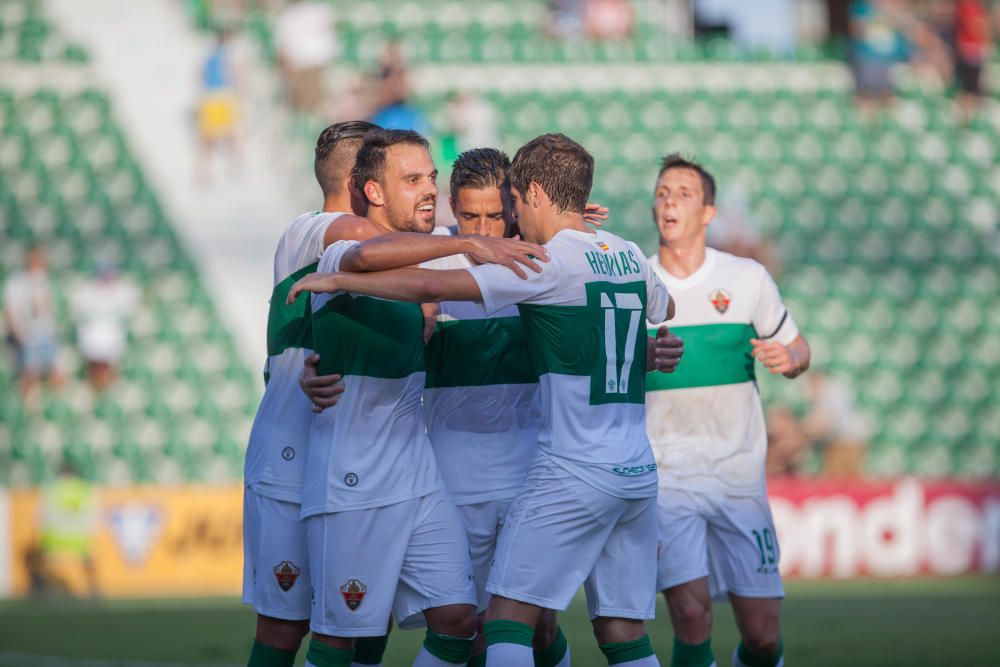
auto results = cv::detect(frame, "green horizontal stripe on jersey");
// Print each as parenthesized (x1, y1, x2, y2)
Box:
(425, 316, 539, 388)
(519, 280, 648, 405)
(646, 322, 757, 391)
(312, 294, 425, 378)
(266, 262, 319, 356)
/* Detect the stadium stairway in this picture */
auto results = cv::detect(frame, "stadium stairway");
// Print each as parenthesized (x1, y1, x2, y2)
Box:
(1, 0, 268, 486)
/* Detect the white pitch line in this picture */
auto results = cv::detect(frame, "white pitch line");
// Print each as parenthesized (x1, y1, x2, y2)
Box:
(0, 652, 242, 667)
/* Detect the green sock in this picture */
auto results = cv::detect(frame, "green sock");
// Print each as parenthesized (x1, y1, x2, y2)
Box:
(736, 640, 783, 667)
(484, 620, 535, 648)
(533, 626, 569, 667)
(671, 638, 714, 667)
(467, 653, 488, 667)
(353, 636, 389, 665)
(599, 635, 656, 665)
(424, 629, 475, 664)
(305, 639, 354, 667)
(248, 640, 296, 667)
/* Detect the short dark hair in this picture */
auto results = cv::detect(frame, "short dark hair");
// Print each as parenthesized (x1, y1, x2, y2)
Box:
(450, 148, 510, 195)
(509, 133, 593, 213)
(352, 128, 431, 204)
(314, 120, 379, 196)
(657, 154, 716, 205)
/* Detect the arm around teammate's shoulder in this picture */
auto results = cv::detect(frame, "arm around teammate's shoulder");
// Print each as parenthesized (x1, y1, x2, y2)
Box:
(321, 214, 382, 247)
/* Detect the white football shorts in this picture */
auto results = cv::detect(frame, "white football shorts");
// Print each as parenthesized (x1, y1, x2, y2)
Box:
(656, 487, 784, 599)
(242, 485, 311, 620)
(456, 498, 514, 612)
(306, 488, 477, 636)
(486, 455, 657, 620)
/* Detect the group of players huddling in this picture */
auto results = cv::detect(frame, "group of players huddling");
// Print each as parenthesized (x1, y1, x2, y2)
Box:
(241, 122, 810, 667)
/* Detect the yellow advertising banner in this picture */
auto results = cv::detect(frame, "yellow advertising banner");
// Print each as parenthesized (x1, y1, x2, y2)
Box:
(9, 484, 243, 597)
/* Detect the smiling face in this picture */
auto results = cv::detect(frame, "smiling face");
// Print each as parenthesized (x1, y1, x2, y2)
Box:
(379, 143, 438, 233)
(451, 185, 511, 238)
(652, 167, 715, 248)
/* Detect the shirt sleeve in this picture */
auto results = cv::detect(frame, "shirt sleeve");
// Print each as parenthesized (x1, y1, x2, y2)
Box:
(465, 259, 561, 316)
(311, 239, 360, 312)
(753, 265, 799, 346)
(640, 251, 671, 325)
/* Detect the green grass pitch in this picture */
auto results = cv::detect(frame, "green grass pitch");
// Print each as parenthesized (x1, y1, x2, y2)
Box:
(0, 578, 997, 666)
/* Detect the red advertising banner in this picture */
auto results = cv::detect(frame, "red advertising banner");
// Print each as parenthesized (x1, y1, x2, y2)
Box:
(768, 478, 1000, 578)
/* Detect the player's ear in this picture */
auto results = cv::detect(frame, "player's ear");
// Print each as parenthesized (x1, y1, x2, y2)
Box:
(364, 180, 385, 207)
(528, 181, 543, 208)
(702, 204, 716, 227)
(449, 196, 457, 219)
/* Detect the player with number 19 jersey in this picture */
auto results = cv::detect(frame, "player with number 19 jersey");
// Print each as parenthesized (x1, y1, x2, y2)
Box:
(645, 248, 800, 598)
(467, 227, 670, 617)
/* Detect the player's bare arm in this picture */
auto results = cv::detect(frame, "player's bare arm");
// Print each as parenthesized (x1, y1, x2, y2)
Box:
(338, 232, 548, 278)
(288, 267, 484, 305)
(321, 213, 385, 247)
(750, 334, 810, 378)
(647, 326, 684, 373)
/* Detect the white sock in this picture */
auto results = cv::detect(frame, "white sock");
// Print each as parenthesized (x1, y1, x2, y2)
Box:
(486, 642, 534, 666)
(613, 657, 660, 666)
(413, 646, 463, 667)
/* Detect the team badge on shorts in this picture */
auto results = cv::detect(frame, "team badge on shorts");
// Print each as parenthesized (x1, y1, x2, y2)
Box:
(273, 561, 301, 591)
(282, 447, 295, 461)
(340, 579, 367, 610)
(709, 288, 732, 314)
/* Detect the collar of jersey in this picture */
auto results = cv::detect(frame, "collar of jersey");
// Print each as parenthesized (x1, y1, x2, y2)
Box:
(650, 247, 717, 291)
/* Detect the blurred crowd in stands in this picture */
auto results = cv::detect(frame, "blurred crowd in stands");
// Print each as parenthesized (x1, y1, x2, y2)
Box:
(3, 248, 138, 404)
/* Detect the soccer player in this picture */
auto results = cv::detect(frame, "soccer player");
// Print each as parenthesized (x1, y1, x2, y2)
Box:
(299, 128, 546, 667)
(243, 120, 377, 667)
(288, 133, 681, 667)
(423, 148, 563, 667)
(644, 155, 810, 667)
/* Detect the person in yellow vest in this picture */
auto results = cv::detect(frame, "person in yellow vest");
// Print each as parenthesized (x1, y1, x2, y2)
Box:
(39, 464, 99, 596)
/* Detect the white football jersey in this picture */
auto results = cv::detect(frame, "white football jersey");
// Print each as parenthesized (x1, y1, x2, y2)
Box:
(468, 229, 671, 500)
(244, 211, 345, 503)
(422, 250, 541, 506)
(645, 248, 799, 496)
(302, 240, 442, 517)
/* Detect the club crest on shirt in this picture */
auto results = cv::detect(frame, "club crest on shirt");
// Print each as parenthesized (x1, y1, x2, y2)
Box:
(709, 288, 732, 314)
(273, 560, 301, 591)
(341, 579, 367, 610)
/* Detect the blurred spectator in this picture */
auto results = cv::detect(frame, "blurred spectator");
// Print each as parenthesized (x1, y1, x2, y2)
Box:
(70, 262, 139, 393)
(3, 246, 63, 402)
(765, 404, 810, 477)
(708, 183, 782, 277)
(327, 72, 372, 123)
(34, 462, 99, 597)
(274, 0, 336, 114)
(802, 371, 870, 479)
(375, 40, 408, 110)
(546, 0, 586, 39)
(584, 0, 635, 40)
(694, 0, 798, 56)
(370, 42, 431, 135)
(446, 91, 500, 153)
(953, 0, 992, 122)
(849, 0, 910, 111)
(196, 28, 241, 185)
